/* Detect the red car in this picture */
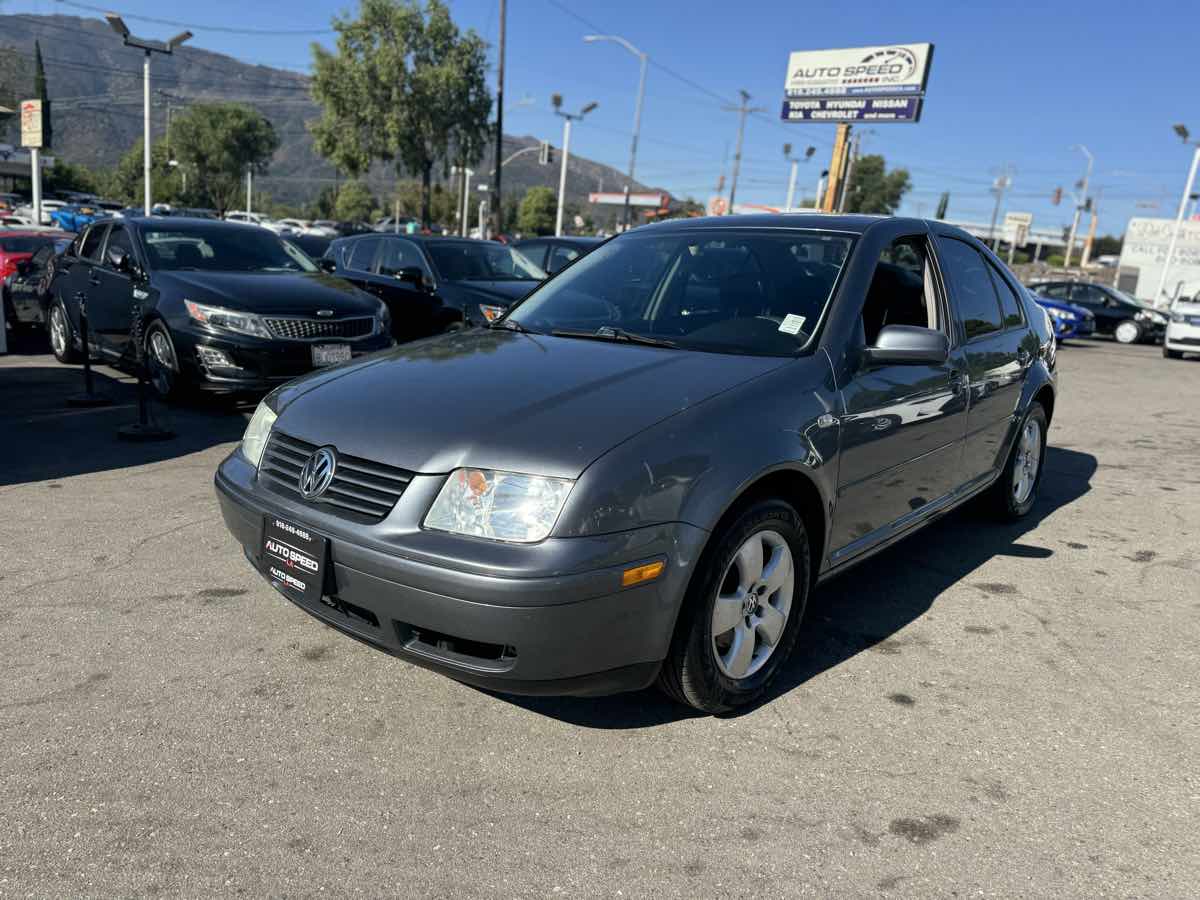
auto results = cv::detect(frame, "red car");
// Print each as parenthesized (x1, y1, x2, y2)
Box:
(0, 231, 68, 281)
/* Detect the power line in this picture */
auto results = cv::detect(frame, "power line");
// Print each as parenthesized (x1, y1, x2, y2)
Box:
(49, 0, 335, 35)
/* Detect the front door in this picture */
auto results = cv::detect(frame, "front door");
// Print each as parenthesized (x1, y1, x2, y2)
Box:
(84, 224, 137, 360)
(373, 237, 442, 340)
(831, 233, 968, 560)
(934, 236, 1031, 483)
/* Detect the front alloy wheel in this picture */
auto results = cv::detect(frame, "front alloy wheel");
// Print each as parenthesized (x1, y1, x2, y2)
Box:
(710, 531, 795, 680)
(1114, 320, 1141, 344)
(146, 324, 181, 399)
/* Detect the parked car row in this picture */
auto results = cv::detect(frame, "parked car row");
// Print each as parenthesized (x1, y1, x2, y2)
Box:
(1026, 280, 1169, 345)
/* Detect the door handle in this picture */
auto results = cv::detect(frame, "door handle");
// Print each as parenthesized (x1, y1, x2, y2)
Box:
(88, 272, 102, 286)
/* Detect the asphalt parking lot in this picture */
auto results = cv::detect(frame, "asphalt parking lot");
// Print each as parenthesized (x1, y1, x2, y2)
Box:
(2, 333, 1197, 898)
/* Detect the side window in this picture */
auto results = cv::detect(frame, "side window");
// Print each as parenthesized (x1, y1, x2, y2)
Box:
(1072, 284, 1108, 306)
(104, 225, 133, 268)
(935, 237, 1004, 340)
(518, 241, 548, 269)
(80, 225, 107, 262)
(548, 244, 581, 274)
(861, 235, 939, 345)
(1036, 283, 1069, 300)
(377, 239, 430, 280)
(986, 264, 1024, 328)
(346, 237, 381, 273)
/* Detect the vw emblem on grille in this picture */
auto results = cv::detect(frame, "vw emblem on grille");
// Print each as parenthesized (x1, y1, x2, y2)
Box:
(315, 309, 335, 318)
(298, 446, 338, 499)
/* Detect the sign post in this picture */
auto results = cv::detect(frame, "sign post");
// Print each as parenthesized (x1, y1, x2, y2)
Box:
(1003, 211, 1033, 264)
(20, 99, 43, 225)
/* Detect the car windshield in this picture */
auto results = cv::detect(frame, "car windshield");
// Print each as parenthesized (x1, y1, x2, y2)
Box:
(141, 226, 318, 273)
(506, 228, 855, 357)
(426, 241, 546, 281)
(0, 236, 55, 253)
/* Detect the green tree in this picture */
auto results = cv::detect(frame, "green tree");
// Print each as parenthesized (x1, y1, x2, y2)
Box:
(45, 159, 98, 195)
(517, 186, 556, 236)
(170, 102, 279, 214)
(843, 154, 911, 215)
(109, 138, 184, 206)
(335, 179, 375, 221)
(310, 0, 492, 228)
(1091, 234, 1123, 257)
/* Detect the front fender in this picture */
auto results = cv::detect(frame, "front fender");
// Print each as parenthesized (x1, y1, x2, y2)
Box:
(556, 355, 841, 556)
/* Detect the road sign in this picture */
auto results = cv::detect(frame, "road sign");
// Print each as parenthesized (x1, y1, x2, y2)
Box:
(784, 43, 934, 98)
(20, 99, 43, 149)
(781, 96, 922, 123)
(1004, 211, 1033, 246)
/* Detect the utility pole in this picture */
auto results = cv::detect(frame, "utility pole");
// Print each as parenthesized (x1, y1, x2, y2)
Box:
(451, 165, 474, 237)
(552, 95, 598, 236)
(822, 124, 851, 211)
(1063, 145, 1093, 267)
(1081, 188, 1102, 268)
(723, 90, 764, 215)
(104, 14, 191, 215)
(491, 0, 506, 238)
(987, 166, 1014, 250)
(837, 132, 863, 213)
(783, 143, 815, 211)
(246, 166, 253, 215)
(583, 35, 647, 230)
(1155, 124, 1200, 306)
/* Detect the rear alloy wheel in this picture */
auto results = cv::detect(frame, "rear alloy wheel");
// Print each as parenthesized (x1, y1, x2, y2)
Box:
(658, 499, 809, 713)
(1114, 320, 1142, 344)
(145, 322, 184, 400)
(49, 302, 82, 363)
(989, 402, 1047, 520)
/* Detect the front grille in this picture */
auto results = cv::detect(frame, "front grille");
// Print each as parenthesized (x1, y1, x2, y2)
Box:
(263, 316, 374, 341)
(259, 431, 414, 521)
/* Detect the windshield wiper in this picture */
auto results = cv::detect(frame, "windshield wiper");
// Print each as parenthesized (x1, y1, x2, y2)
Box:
(490, 318, 536, 334)
(549, 326, 678, 349)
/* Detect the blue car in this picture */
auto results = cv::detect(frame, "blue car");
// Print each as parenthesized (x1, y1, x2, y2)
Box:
(1028, 290, 1095, 341)
(48, 204, 103, 233)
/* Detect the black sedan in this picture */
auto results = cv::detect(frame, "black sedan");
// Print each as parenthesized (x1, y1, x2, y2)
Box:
(1026, 280, 1168, 344)
(513, 236, 604, 275)
(322, 234, 546, 341)
(2, 234, 74, 333)
(47, 218, 393, 398)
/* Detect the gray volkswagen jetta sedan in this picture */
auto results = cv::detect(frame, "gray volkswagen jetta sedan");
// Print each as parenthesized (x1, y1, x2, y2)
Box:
(215, 215, 1056, 712)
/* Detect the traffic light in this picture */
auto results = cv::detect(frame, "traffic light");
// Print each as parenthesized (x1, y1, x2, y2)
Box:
(1083, 196, 1092, 212)
(538, 140, 551, 165)
(1051, 187, 1063, 205)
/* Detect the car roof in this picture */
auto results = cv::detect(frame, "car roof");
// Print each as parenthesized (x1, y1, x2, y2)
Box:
(636, 212, 915, 234)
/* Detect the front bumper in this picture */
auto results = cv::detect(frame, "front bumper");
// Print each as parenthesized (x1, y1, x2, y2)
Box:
(173, 323, 393, 392)
(214, 452, 708, 696)
(1165, 321, 1200, 352)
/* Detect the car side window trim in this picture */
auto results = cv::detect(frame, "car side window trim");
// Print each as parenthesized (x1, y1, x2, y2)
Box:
(932, 235, 1011, 344)
(982, 257, 1026, 330)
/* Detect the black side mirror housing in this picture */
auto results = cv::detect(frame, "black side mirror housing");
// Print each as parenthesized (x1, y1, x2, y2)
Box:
(106, 245, 130, 273)
(864, 324, 950, 366)
(318, 257, 337, 274)
(396, 266, 426, 289)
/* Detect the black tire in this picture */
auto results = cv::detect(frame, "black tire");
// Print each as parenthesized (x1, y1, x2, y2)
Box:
(657, 499, 810, 713)
(144, 321, 186, 401)
(1163, 346, 1184, 360)
(1113, 319, 1142, 345)
(988, 402, 1048, 521)
(48, 300, 82, 364)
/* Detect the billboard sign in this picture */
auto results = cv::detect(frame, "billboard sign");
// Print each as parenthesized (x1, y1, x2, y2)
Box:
(1118, 217, 1200, 303)
(781, 96, 922, 123)
(784, 43, 933, 98)
(20, 99, 43, 149)
(1003, 211, 1033, 246)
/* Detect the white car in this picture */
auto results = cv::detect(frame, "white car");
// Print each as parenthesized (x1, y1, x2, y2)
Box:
(223, 210, 295, 235)
(1164, 298, 1200, 360)
(277, 218, 338, 237)
(15, 199, 66, 225)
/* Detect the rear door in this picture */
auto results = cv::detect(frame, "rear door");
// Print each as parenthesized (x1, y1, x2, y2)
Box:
(64, 224, 107, 341)
(935, 236, 1030, 484)
(1068, 284, 1115, 333)
(86, 223, 138, 359)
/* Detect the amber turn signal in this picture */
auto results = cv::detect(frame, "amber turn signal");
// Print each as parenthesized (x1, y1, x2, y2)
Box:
(621, 560, 665, 588)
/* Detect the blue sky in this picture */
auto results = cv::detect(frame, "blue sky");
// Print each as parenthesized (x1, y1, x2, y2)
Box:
(8, 0, 1199, 235)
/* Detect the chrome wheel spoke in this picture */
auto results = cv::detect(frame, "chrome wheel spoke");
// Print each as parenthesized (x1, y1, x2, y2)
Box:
(756, 603, 787, 646)
(735, 537, 764, 587)
(761, 545, 793, 596)
(723, 623, 756, 678)
(712, 592, 745, 635)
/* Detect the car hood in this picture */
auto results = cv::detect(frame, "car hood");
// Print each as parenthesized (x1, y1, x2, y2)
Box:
(272, 328, 789, 478)
(153, 270, 378, 316)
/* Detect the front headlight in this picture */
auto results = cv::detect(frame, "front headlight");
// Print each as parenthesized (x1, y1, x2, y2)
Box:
(478, 304, 506, 323)
(424, 468, 574, 543)
(377, 301, 391, 334)
(1171, 312, 1186, 323)
(1047, 307, 1075, 321)
(185, 299, 272, 338)
(240, 400, 277, 469)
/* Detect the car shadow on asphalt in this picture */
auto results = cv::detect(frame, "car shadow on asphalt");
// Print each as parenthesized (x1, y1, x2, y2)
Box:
(0, 338, 252, 487)
(497, 446, 1098, 728)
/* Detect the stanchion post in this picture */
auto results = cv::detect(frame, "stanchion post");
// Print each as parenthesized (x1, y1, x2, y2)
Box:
(117, 301, 174, 442)
(66, 295, 112, 408)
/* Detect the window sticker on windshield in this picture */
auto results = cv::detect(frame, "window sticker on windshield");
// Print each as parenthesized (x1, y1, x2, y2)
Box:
(778, 314, 806, 335)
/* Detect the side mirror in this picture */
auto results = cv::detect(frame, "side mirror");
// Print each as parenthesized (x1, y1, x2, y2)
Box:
(396, 266, 426, 289)
(106, 245, 130, 273)
(864, 325, 949, 366)
(318, 257, 337, 274)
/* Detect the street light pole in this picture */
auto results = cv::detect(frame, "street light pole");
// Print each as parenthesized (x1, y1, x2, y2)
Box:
(1063, 144, 1093, 268)
(583, 35, 647, 231)
(1154, 125, 1200, 306)
(782, 144, 815, 211)
(551, 95, 597, 237)
(104, 15, 191, 215)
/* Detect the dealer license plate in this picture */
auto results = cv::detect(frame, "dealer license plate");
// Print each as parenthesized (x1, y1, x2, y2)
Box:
(261, 515, 328, 606)
(312, 343, 352, 367)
